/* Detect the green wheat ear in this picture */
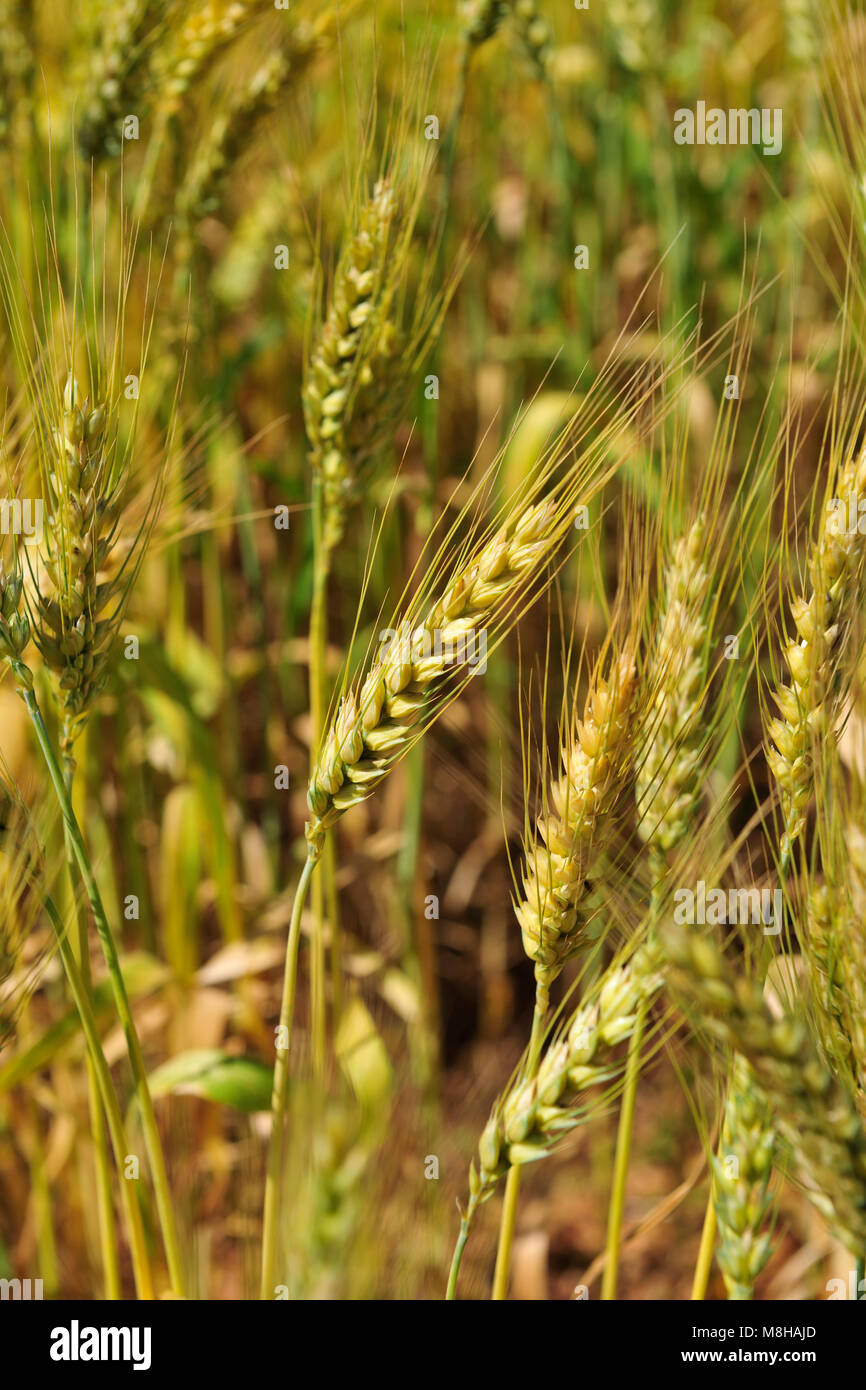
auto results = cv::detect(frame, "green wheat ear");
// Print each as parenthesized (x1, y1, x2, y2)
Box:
(712, 1056, 775, 1301)
(28, 374, 136, 772)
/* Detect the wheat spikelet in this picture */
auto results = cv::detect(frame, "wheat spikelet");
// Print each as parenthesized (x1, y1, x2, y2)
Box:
(712, 1055, 775, 1301)
(637, 520, 713, 856)
(662, 920, 866, 1254)
(516, 650, 637, 1011)
(306, 494, 573, 855)
(766, 445, 866, 860)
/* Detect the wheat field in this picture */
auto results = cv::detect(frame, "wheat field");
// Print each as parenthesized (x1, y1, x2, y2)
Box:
(1, 0, 866, 1312)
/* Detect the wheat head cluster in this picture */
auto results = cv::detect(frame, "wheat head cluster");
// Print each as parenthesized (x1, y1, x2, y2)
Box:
(1, 0, 866, 1305)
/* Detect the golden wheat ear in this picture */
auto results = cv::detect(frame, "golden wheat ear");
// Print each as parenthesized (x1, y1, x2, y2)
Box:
(516, 646, 638, 1013)
(765, 442, 866, 865)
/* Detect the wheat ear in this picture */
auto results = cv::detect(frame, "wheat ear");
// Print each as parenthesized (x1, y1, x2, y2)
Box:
(766, 445, 866, 863)
(460, 0, 509, 46)
(303, 179, 399, 553)
(712, 1055, 775, 1300)
(636, 519, 713, 858)
(492, 646, 636, 1298)
(447, 936, 664, 1297)
(266, 482, 583, 1296)
(516, 650, 637, 1014)
(306, 496, 572, 855)
(160, 0, 259, 116)
(603, 518, 713, 1299)
(176, 20, 330, 230)
(662, 920, 866, 1256)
